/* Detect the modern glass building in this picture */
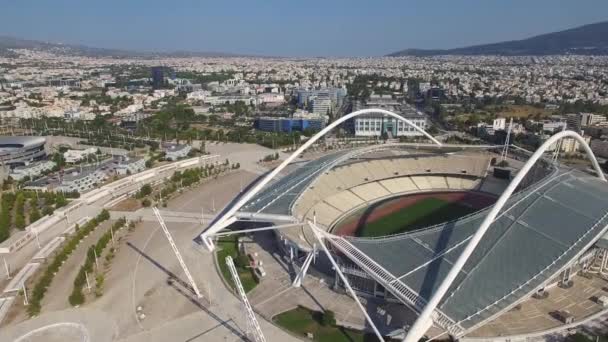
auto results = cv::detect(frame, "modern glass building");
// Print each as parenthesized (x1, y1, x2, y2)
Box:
(255, 117, 325, 133)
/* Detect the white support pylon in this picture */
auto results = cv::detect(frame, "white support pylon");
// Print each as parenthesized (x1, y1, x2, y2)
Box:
(552, 125, 567, 164)
(293, 251, 315, 288)
(309, 222, 386, 342)
(501, 118, 513, 162)
(225, 256, 267, 342)
(153, 207, 203, 299)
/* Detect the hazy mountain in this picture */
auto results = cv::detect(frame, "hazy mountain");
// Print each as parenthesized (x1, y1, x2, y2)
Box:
(388, 21, 608, 56)
(0, 36, 243, 58)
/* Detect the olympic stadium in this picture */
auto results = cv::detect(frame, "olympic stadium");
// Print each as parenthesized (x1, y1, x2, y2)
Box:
(200, 109, 608, 342)
(0, 136, 47, 166)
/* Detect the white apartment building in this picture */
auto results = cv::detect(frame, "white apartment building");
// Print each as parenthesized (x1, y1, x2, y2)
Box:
(354, 115, 427, 137)
(493, 118, 506, 131)
(64, 147, 98, 163)
(542, 120, 568, 133)
(581, 112, 607, 126)
(566, 112, 607, 132)
(257, 93, 285, 105)
(312, 96, 332, 115)
(114, 156, 146, 175)
(548, 135, 590, 154)
(203, 95, 256, 106)
(10, 160, 56, 181)
(353, 98, 427, 138)
(55, 168, 107, 193)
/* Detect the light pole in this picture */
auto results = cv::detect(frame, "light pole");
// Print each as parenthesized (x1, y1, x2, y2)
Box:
(3, 257, 10, 279)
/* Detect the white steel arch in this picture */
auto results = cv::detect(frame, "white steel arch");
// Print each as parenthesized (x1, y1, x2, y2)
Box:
(403, 130, 606, 342)
(200, 108, 442, 250)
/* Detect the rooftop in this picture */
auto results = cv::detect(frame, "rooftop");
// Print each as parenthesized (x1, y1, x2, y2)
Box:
(347, 169, 608, 332)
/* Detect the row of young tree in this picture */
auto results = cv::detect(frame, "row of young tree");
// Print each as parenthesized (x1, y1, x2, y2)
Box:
(27, 210, 111, 316)
(136, 162, 237, 208)
(69, 217, 126, 306)
(0, 191, 71, 244)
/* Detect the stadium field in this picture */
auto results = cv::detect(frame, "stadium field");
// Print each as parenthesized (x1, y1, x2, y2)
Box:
(333, 191, 495, 238)
(356, 198, 476, 237)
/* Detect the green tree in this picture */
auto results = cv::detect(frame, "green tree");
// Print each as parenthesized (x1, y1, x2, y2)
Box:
(68, 289, 84, 306)
(29, 205, 41, 224)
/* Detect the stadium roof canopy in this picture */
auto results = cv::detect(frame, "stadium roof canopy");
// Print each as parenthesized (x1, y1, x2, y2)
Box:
(0, 136, 45, 150)
(230, 143, 608, 336)
(342, 168, 608, 333)
(239, 150, 350, 217)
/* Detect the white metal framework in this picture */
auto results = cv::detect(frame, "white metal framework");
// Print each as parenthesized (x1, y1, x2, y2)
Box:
(403, 130, 606, 342)
(200, 108, 442, 250)
(500, 118, 513, 161)
(152, 207, 203, 299)
(309, 222, 386, 342)
(292, 250, 315, 288)
(225, 256, 267, 342)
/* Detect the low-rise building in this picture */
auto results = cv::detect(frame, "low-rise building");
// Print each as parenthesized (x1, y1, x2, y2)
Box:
(114, 156, 146, 175)
(10, 160, 56, 181)
(255, 117, 325, 133)
(64, 147, 98, 163)
(566, 112, 607, 132)
(351, 99, 427, 138)
(542, 120, 567, 133)
(55, 167, 107, 193)
(163, 143, 191, 161)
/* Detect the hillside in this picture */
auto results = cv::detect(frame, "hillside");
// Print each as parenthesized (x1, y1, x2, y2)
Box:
(0, 36, 241, 58)
(388, 21, 608, 56)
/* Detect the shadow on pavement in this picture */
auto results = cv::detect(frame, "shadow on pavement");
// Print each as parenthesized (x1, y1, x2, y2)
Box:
(127, 241, 248, 341)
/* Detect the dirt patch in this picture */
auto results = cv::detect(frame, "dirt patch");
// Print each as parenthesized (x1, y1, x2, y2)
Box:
(333, 191, 496, 237)
(110, 198, 142, 212)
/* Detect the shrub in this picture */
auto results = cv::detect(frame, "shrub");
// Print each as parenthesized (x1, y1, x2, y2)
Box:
(141, 199, 151, 207)
(135, 184, 152, 199)
(321, 310, 336, 326)
(55, 193, 68, 208)
(14, 193, 26, 229)
(68, 289, 84, 306)
(234, 254, 250, 268)
(42, 205, 54, 216)
(29, 200, 41, 223)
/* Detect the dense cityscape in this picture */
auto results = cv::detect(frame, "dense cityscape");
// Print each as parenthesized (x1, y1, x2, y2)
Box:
(2, 6, 608, 342)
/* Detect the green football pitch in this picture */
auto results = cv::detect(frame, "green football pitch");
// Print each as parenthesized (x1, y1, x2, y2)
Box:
(356, 197, 477, 238)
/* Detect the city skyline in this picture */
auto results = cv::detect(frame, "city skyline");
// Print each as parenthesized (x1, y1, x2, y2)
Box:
(1, 0, 607, 57)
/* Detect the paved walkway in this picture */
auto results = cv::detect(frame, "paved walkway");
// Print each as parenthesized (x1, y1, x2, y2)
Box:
(0, 308, 118, 342)
(110, 208, 216, 224)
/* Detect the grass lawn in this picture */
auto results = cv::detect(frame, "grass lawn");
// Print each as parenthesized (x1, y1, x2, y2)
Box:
(491, 104, 552, 119)
(357, 197, 477, 237)
(274, 306, 387, 342)
(216, 235, 258, 293)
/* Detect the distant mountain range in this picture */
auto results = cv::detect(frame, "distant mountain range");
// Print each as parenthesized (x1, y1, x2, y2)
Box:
(0, 36, 242, 58)
(387, 21, 608, 56)
(3, 21, 608, 58)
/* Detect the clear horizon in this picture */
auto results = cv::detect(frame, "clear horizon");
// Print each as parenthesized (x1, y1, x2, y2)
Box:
(1, 0, 607, 57)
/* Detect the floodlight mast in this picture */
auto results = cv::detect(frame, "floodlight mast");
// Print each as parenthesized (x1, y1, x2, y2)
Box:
(226, 256, 267, 342)
(152, 207, 203, 299)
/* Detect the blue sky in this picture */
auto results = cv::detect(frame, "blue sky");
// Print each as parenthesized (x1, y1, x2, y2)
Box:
(1, 0, 606, 56)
